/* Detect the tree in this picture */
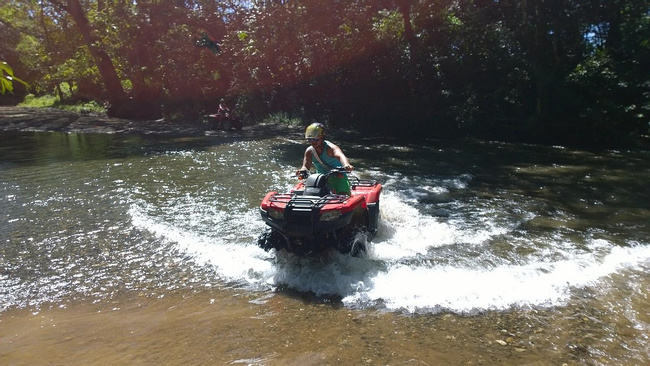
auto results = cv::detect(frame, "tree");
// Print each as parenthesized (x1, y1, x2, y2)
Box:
(3, 0, 647, 147)
(49, 0, 127, 114)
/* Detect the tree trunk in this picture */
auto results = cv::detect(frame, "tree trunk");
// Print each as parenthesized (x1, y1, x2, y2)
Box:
(398, 0, 418, 94)
(63, 0, 126, 113)
(397, 0, 418, 124)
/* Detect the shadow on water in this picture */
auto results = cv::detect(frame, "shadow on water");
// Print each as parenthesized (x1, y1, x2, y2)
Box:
(458, 143, 650, 242)
(0, 128, 289, 167)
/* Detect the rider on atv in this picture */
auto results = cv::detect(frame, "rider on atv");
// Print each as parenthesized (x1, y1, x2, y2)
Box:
(297, 123, 354, 195)
(216, 98, 231, 119)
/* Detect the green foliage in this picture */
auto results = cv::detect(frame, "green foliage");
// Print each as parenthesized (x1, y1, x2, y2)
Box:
(263, 111, 303, 126)
(60, 100, 106, 115)
(19, 94, 58, 107)
(0, 62, 28, 94)
(3, 0, 648, 147)
(372, 10, 404, 42)
(19, 92, 106, 115)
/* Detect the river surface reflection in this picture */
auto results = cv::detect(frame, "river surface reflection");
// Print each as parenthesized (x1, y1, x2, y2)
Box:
(1, 130, 649, 365)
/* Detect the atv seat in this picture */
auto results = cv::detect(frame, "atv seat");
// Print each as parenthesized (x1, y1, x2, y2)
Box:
(303, 174, 330, 197)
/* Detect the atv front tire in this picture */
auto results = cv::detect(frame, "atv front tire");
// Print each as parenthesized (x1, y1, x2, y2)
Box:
(258, 229, 285, 251)
(337, 209, 369, 257)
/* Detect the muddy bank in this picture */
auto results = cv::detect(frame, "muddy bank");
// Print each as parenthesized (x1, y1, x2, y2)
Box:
(0, 106, 296, 138)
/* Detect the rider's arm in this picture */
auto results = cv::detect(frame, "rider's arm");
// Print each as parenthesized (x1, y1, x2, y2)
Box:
(328, 143, 354, 172)
(297, 147, 313, 175)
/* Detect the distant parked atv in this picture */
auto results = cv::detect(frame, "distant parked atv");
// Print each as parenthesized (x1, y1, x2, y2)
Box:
(202, 110, 243, 131)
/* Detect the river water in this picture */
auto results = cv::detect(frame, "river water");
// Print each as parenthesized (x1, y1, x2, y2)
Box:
(1, 129, 649, 365)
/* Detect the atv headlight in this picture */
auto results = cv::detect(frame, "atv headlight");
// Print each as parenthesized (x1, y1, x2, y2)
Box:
(268, 208, 284, 220)
(320, 210, 341, 222)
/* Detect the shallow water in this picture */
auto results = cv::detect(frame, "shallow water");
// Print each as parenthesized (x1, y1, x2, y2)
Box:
(1, 130, 649, 365)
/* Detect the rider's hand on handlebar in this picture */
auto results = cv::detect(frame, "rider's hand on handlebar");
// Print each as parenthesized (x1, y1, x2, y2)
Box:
(344, 164, 354, 173)
(296, 169, 309, 179)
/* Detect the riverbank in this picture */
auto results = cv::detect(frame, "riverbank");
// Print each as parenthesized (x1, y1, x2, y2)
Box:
(4, 106, 647, 150)
(0, 106, 296, 138)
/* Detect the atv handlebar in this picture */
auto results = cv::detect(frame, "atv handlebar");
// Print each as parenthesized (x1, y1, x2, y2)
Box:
(297, 167, 348, 180)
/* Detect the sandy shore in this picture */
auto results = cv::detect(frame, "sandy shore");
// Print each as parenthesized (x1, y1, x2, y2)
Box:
(0, 288, 549, 366)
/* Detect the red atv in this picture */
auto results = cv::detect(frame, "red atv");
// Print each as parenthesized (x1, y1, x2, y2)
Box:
(258, 168, 382, 256)
(202, 110, 243, 131)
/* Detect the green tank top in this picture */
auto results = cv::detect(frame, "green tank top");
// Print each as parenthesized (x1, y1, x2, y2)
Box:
(310, 141, 350, 195)
(311, 140, 344, 173)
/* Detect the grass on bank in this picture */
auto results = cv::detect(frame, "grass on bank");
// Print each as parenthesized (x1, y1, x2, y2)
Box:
(19, 94, 107, 116)
(17, 92, 310, 128)
(261, 111, 303, 126)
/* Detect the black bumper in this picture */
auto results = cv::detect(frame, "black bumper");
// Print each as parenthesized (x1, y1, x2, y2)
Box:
(260, 208, 354, 238)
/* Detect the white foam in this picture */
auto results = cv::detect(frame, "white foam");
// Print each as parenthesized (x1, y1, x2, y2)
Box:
(129, 202, 275, 285)
(370, 191, 509, 259)
(341, 243, 650, 313)
(129, 184, 650, 314)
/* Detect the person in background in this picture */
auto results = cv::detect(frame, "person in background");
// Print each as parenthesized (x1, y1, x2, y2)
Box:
(217, 98, 230, 118)
(297, 123, 354, 195)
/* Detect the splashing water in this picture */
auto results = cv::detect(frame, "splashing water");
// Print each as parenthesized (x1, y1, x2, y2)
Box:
(2, 132, 649, 320)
